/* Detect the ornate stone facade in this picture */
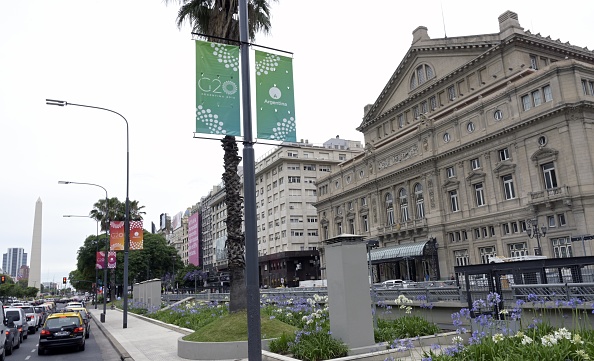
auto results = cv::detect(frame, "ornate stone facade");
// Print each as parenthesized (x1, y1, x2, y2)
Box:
(315, 11, 594, 281)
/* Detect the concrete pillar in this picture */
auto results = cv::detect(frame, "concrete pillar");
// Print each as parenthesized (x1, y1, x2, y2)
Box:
(325, 235, 375, 349)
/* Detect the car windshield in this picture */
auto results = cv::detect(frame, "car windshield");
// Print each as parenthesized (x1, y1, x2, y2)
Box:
(47, 317, 80, 328)
(5, 311, 20, 321)
(35, 307, 43, 312)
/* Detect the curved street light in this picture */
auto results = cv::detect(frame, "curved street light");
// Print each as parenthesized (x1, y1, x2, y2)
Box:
(50, 99, 131, 329)
(59, 181, 109, 321)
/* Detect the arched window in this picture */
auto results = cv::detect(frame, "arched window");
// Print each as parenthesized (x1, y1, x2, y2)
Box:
(385, 193, 395, 226)
(399, 188, 409, 222)
(414, 183, 425, 219)
(410, 64, 435, 90)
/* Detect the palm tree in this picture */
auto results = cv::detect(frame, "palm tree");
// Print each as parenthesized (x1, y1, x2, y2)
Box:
(165, 0, 275, 312)
(89, 197, 145, 232)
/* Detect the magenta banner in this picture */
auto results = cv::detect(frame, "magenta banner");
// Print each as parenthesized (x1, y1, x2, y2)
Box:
(188, 212, 200, 266)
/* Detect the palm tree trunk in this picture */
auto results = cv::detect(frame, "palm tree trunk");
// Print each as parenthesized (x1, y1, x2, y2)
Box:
(222, 135, 247, 312)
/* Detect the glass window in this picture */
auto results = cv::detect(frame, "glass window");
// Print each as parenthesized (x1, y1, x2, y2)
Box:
(447, 85, 456, 101)
(446, 166, 455, 178)
(521, 94, 532, 111)
(494, 109, 503, 121)
(449, 190, 460, 212)
(385, 193, 395, 225)
(471, 158, 480, 170)
(474, 183, 485, 207)
(547, 215, 556, 228)
(509, 242, 528, 257)
(414, 183, 424, 219)
(479, 246, 497, 264)
(443, 133, 451, 143)
(397, 114, 404, 128)
(558, 213, 566, 227)
(429, 96, 437, 110)
(502, 175, 516, 200)
(454, 250, 469, 266)
(532, 90, 542, 106)
(467, 122, 475, 133)
(542, 162, 558, 189)
(399, 188, 409, 222)
(420, 101, 428, 114)
(552, 237, 572, 258)
(362, 214, 369, 232)
(543, 85, 553, 102)
(499, 148, 510, 161)
(530, 55, 538, 70)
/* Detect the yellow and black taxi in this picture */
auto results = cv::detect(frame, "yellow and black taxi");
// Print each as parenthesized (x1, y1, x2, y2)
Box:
(63, 306, 91, 338)
(37, 311, 85, 355)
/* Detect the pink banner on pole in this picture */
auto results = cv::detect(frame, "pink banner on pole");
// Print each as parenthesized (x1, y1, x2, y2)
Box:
(188, 213, 200, 266)
(97, 251, 116, 269)
(110, 221, 125, 251)
(108, 252, 117, 268)
(129, 220, 144, 250)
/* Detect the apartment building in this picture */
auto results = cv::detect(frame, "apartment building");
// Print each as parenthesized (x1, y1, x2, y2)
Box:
(315, 11, 594, 282)
(255, 138, 363, 287)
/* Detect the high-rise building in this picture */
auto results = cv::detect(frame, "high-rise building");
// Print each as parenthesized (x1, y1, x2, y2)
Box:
(315, 10, 594, 282)
(2, 248, 28, 278)
(255, 138, 363, 287)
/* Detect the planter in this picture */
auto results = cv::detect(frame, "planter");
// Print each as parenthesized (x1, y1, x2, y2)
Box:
(178, 337, 273, 360)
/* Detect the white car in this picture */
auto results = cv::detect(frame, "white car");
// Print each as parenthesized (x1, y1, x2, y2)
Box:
(15, 305, 39, 334)
(380, 279, 409, 288)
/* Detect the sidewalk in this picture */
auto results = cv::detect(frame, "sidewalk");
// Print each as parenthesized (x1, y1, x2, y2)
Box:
(88, 307, 188, 361)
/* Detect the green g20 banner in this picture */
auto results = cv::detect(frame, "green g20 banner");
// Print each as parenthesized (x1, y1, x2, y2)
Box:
(255, 51, 296, 142)
(195, 40, 240, 136)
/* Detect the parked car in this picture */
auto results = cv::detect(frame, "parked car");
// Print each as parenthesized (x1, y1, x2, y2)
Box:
(379, 279, 409, 288)
(4, 316, 21, 355)
(4, 307, 28, 341)
(38, 311, 86, 355)
(15, 305, 39, 334)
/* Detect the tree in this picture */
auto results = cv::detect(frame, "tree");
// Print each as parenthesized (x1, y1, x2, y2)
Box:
(89, 197, 146, 232)
(165, 0, 276, 313)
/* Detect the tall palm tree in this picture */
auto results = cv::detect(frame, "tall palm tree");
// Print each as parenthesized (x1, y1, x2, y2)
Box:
(90, 197, 145, 232)
(165, 0, 275, 312)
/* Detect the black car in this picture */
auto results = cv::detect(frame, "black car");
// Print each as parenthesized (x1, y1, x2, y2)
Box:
(38, 312, 85, 355)
(4, 317, 20, 355)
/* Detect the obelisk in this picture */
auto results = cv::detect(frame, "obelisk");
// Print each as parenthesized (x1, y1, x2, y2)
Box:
(28, 198, 42, 294)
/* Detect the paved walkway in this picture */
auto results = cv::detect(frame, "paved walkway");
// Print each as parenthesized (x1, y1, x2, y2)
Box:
(88, 307, 188, 361)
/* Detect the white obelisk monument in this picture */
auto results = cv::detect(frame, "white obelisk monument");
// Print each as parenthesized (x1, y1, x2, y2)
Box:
(28, 198, 42, 294)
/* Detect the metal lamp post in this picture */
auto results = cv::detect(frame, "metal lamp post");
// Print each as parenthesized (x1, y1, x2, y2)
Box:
(58, 181, 109, 321)
(49, 99, 130, 329)
(527, 219, 547, 256)
(63, 215, 100, 309)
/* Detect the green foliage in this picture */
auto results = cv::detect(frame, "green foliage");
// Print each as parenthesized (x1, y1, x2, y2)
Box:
(268, 332, 294, 353)
(375, 316, 440, 342)
(291, 331, 349, 361)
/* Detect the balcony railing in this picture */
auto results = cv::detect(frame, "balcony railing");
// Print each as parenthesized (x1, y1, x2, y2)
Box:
(380, 218, 427, 233)
(529, 185, 570, 203)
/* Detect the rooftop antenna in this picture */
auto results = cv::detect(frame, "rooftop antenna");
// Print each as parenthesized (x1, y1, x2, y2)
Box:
(441, 2, 447, 38)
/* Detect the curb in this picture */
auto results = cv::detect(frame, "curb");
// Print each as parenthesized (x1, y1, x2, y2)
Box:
(91, 310, 134, 361)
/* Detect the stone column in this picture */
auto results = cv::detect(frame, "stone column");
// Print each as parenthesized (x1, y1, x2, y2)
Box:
(325, 235, 374, 349)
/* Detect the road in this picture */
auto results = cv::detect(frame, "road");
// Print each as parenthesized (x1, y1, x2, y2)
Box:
(4, 306, 120, 361)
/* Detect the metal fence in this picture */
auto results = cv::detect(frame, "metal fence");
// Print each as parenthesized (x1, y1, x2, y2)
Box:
(454, 256, 594, 310)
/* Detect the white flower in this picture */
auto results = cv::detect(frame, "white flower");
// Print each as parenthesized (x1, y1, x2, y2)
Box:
(541, 335, 558, 346)
(286, 313, 292, 318)
(575, 350, 590, 360)
(452, 335, 463, 344)
(306, 319, 313, 325)
(521, 335, 533, 345)
(554, 328, 571, 340)
(492, 333, 504, 343)
(571, 334, 584, 345)
(405, 306, 413, 314)
(499, 309, 509, 315)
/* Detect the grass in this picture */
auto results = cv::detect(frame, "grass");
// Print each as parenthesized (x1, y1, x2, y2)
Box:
(182, 310, 298, 342)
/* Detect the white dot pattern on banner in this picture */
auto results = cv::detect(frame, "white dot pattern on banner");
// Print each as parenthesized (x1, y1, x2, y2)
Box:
(210, 43, 239, 72)
(271, 115, 296, 141)
(255, 53, 281, 76)
(196, 105, 227, 135)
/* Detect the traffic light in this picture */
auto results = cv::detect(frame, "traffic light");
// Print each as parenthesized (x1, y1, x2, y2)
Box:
(1, 275, 5, 284)
(63, 277, 67, 284)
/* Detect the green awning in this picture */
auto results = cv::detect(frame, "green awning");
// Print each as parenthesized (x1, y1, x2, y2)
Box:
(370, 240, 429, 262)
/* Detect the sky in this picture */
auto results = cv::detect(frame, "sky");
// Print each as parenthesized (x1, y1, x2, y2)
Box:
(1, 1, 593, 284)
